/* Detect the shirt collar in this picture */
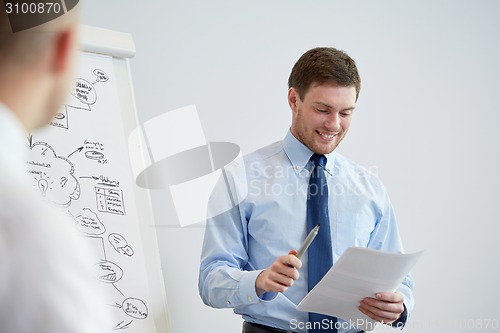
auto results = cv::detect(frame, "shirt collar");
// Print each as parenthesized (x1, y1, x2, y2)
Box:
(282, 129, 335, 175)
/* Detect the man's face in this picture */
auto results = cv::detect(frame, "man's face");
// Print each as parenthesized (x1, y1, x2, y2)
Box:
(289, 84, 357, 155)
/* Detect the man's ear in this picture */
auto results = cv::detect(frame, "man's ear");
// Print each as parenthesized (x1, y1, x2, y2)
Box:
(288, 87, 300, 113)
(50, 25, 77, 74)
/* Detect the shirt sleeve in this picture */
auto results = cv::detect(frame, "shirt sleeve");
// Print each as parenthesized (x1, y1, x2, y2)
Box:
(198, 166, 278, 308)
(0, 177, 113, 333)
(366, 184, 415, 315)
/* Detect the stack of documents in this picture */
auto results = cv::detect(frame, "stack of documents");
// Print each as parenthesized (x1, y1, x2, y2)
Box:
(297, 247, 422, 331)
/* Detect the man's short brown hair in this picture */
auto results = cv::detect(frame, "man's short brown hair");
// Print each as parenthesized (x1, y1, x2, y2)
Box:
(288, 47, 361, 101)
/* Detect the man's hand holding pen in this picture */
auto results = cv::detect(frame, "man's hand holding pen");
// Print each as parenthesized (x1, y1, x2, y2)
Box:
(255, 224, 319, 297)
(255, 249, 302, 296)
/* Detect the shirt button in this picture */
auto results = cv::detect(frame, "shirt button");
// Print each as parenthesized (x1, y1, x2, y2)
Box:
(247, 296, 253, 302)
(295, 166, 300, 170)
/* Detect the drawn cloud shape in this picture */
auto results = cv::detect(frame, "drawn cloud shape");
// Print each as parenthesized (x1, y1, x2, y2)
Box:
(28, 142, 80, 207)
(74, 208, 106, 235)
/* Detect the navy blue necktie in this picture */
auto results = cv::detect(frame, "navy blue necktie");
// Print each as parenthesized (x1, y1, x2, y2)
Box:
(307, 154, 337, 332)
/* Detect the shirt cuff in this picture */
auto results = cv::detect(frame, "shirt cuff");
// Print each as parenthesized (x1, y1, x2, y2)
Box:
(239, 269, 278, 304)
(391, 303, 408, 329)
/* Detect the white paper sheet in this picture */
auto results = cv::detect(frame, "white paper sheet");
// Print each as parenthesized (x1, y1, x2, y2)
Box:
(297, 247, 422, 331)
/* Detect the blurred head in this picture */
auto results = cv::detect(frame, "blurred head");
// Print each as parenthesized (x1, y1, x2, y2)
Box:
(288, 47, 361, 154)
(0, 3, 80, 131)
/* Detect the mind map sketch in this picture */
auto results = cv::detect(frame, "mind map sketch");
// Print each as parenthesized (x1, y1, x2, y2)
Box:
(27, 53, 155, 332)
(51, 69, 110, 129)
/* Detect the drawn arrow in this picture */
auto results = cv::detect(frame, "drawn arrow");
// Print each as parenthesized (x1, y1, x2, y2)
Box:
(67, 146, 84, 158)
(79, 175, 99, 180)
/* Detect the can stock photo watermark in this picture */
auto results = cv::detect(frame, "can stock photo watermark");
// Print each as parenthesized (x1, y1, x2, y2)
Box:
(3, 0, 79, 32)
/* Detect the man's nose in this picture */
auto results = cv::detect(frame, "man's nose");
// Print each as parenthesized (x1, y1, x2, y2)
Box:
(324, 113, 340, 132)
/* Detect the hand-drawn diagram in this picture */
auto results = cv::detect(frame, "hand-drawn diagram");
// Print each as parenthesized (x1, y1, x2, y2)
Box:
(74, 208, 106, 235)
(28, 56, 153, 332)
(28, 142, 80, 207)
(51, 69, 109, 129)
(91, 233, 147, 330)
(93, 259, 123, 283)
(86, 150, 106, 162)
(72, 207, 145, 329)
(109, 233, 135, 256)
(96, 186, 126, 215)
(70, 78, 97, 111)
(121, 298, 148, 320)
(28, 136, 146, 329)
(83, 140, 107, 164)
(93, 69, 110, 84)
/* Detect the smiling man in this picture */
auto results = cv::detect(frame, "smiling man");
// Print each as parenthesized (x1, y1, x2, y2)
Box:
(199, 47, 414, 333)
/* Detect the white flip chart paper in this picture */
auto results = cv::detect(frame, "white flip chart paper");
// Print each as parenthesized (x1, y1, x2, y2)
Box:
(29, 52, 159, 332)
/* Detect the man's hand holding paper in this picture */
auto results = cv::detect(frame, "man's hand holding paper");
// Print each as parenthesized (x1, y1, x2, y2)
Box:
(359, 291, 406, 324)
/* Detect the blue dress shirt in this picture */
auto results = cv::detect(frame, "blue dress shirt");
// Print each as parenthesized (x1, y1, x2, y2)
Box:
(199, 130, 414, 333)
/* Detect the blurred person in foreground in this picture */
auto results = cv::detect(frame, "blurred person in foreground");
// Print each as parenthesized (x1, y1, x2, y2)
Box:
(0, 2, 112, 332)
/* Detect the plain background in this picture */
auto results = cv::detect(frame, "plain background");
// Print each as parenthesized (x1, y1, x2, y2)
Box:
(82, 1, 500, 332)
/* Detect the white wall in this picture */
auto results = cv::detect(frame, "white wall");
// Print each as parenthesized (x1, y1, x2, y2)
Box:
(82, 1, 500, 332)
